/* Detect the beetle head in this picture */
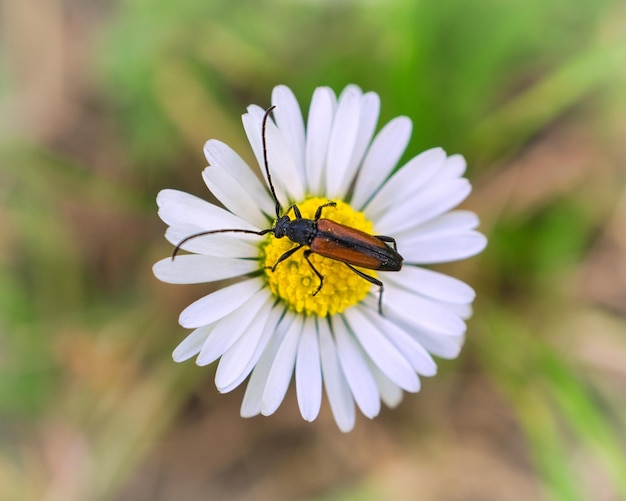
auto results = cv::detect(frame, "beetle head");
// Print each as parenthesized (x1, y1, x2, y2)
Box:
(273, 214, 291, 238)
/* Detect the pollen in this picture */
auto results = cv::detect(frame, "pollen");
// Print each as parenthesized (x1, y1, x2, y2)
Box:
(262, 197, 376, 317)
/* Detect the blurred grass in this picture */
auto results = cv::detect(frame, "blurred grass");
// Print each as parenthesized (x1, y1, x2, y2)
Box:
(1, 0, 626, 499)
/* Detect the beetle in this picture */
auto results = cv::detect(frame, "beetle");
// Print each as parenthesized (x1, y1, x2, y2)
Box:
(173, 105, 404, 314)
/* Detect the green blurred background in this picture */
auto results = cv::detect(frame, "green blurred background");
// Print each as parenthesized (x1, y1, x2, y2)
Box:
(1, 0, 625, 499)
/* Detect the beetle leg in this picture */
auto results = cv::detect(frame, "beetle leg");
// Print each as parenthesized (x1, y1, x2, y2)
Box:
(282, 204, 303, 219)
(303, 249, 325, 296)
(314, 201, 337, 220)
(344, 263, 385, 315)
(267, 244, 304, 272)
(374, 235, 398, 251)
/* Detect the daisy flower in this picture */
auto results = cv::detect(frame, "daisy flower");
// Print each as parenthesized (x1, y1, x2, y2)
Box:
(153, 85, 487, 432)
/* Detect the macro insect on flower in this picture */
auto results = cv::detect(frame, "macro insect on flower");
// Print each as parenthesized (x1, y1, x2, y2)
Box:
(172, 105, 404, 315)
(153, 85, 487, 432)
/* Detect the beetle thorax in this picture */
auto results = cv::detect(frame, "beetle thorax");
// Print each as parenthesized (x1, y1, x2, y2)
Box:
(285, 218, 317, 246)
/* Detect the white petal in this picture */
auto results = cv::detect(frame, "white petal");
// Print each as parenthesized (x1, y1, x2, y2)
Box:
(215, 296, 274, 391)
(179, 278, 263, 329)
(358, 305, 437, 377)
(348, 91, 380, 175)
(157, 189, 258, 232)
(242, 106, 297, 210)
(295, 317, 322, 422)
(382, 282, 467, 337)
(370, 362, 404, 409)
(385, 266, 475, 304)
(165, 226, 259, 258)
(413, 329, 465, 359)
(375, 178, 471, 235)
(325, 86, 362, 199)
(458, 303, 474, 320)
(397, 210, 480, 239)
(261, 315, 304, 416)
(399, 230, 488, 264)
(195, 287, 271, 366)
(364, 148, 445, 220)
(437, 154, 466, 179)
(272, 85, 306, 177)
(242, 105, 266, 187)
(202, 140, 274, 225)
(241, 311, 296, 418)
(172, 325, 211, 363)
(319, 319, 355, 433)
(217, 305, 285, 394)
(305, 86, 336, 194)
(439, 301, 474, 320)
(153, 255, 257, 284)
(341, 83, 362, 94)
(373, 291, 465, 359)
(344, 308, 420, 392)
(328, 88, 381, 198)
(333, 316, 381, 419)
(351, 116, 412, 209)
(264, 108, 306, 203)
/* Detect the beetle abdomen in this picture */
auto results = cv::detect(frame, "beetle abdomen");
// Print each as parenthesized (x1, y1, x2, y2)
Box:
(311, 219, 403, 271)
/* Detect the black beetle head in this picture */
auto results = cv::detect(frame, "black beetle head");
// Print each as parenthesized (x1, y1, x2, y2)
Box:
(273, 214, 291, 238)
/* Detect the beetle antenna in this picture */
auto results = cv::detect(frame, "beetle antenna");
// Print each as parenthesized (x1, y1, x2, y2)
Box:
(172, 228, 271, 259)
(261, 105, 282, 219)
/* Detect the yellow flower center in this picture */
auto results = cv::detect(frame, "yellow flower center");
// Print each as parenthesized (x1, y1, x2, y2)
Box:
(262, 197, 376, 317)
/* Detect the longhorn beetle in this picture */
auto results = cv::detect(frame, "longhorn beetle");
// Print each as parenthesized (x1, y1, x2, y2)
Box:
(173, 105, 404, 314)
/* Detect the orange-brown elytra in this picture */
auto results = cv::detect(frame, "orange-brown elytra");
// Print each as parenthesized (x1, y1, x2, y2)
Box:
(173, 105, 404, 314)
